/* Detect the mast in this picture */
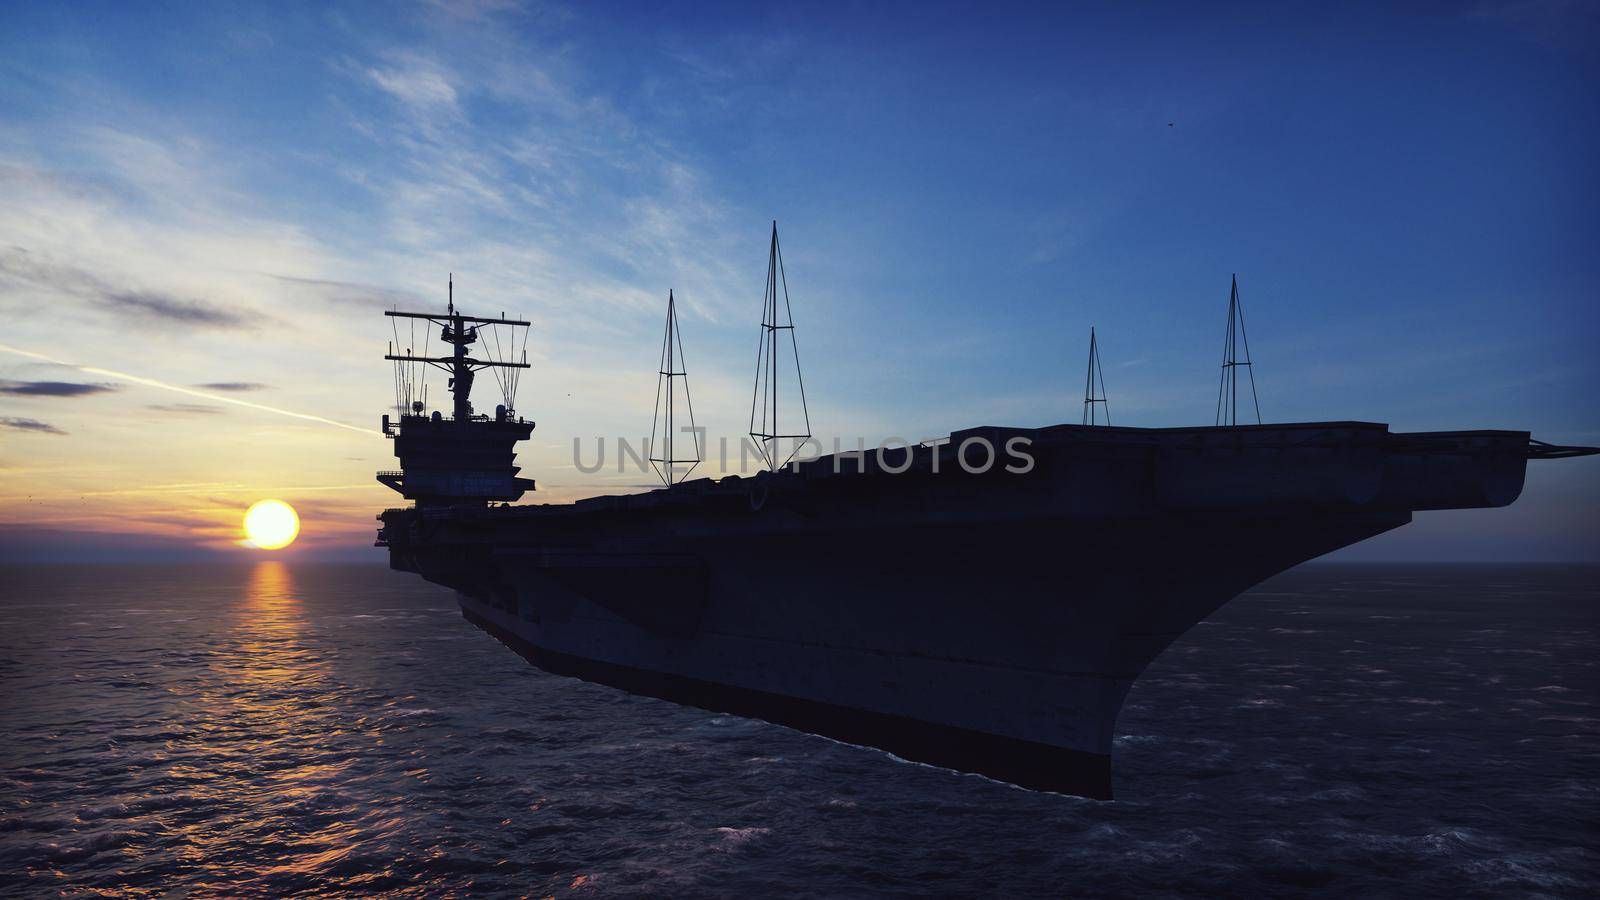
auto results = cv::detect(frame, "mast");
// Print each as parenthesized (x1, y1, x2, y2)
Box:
(1082, 326, 1110, 425)
(385, 276, 531, 421)
(748, 221, 812, 470)
(769, 228, 778, 458)
(649, 290, 701, 486)
(1215, 274, 1261, 427)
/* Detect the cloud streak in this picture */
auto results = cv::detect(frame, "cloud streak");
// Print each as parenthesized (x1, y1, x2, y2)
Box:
(147, 403, 225, 414)
(1, 417, 67, 434)
(266, 273, 425, 310)
(366, 54, 460, 111)
(100, 290, 252, 327)
(0, 342, 370, 434)
(0, 246, 253, 329)
(194, 381, 270, 392)
(0, 379, 117, 397)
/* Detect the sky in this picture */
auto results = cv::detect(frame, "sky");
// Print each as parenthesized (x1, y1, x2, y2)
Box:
(0, 0, 1596, 562)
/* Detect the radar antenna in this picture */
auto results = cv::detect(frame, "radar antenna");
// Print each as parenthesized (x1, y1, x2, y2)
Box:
(649, 290, 702, 486)
(1083, 326, 1110, 425)
(748, 221, 812, 470)
(1216, 274, 1261, 427)
(385, 276, 530, 421)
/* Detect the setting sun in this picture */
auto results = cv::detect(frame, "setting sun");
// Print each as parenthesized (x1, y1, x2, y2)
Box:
(243, 499, 300, 550)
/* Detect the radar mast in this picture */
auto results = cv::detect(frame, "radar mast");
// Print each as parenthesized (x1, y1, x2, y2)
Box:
(385, 275, 531, 420)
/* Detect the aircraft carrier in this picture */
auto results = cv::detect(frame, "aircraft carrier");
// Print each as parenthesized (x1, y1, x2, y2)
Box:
(374, 232, 1594, 799)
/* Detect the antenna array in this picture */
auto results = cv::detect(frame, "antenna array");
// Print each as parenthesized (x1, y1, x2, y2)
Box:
(384, 277, 531, 421)
(390, 303, 432, 415)
(482, 312, 530, 414)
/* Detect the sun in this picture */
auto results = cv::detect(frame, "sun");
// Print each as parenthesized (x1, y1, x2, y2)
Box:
(243, 499, 300, 550)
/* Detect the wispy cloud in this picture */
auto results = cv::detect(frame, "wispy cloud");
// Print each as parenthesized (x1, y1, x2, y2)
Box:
(0, 246, 254, 329)
(0, 417, 66, 435)
(331, 13, 751, 333)
(100, 290, 252, 327)
(0, 342, 369, 434)
(147, 403, 225, 414)
(365, 53, 461, 112)
(0, 379, 117, 397)
(266, 273, 424, 310)
(194, 381, 271, 392)
(425, 0, 534, 21)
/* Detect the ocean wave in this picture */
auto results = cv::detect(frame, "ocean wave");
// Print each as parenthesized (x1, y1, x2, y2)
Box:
(2, 563, 1593, 896)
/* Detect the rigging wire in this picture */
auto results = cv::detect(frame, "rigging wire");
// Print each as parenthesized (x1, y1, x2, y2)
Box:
(1235, 281, 1262, 425)
(774, 229, 812, 450)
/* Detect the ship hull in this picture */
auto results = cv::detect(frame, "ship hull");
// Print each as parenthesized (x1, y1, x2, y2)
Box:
(463, 603, 1121, 797)
(380, 422, 1531, 798)
(454, 510, 1404, 798)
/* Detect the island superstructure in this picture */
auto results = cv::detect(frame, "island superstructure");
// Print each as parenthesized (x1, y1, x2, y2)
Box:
(375, 240, 1595, 799)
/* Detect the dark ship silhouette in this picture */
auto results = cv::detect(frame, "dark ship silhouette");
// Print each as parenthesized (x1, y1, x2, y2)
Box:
(376, 227, 1595, 799)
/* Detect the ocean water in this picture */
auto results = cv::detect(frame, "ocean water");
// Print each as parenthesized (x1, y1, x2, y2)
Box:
(0, 563, 1594, 897)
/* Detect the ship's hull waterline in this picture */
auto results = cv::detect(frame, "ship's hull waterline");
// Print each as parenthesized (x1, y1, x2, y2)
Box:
(380, 422, 1532, 798)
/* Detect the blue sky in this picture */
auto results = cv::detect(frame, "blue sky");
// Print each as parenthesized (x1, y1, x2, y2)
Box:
(0, 1, 1595, 560)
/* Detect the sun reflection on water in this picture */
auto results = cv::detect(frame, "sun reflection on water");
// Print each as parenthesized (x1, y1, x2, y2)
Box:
(244, 559, 298, 621)
(238, 560, 305, 680)
(160, 561, 368, 880)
